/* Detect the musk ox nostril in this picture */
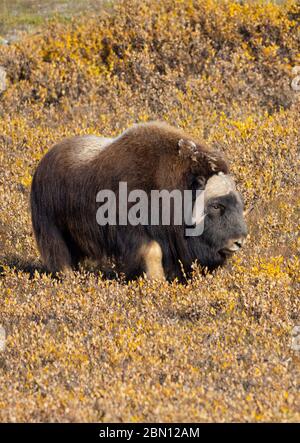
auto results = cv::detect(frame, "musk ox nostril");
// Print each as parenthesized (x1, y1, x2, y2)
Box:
(235, 240, 242, 248)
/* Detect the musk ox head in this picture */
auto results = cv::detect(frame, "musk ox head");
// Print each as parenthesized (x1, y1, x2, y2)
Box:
(202, 172, 247, 253)
(185, 170, 248, 273)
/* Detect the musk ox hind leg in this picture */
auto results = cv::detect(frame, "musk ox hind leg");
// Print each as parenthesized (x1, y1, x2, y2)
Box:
(32, 222, 73, 275)
(139, 241, 165, 281)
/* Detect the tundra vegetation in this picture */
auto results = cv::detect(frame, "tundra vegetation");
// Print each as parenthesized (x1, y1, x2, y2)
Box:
(0, 0, 299, 422)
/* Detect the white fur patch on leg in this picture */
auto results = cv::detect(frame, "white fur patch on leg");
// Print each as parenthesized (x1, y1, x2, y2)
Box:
(140, 240, 165, 280)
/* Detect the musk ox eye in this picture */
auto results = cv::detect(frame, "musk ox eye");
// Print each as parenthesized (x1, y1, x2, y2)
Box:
(210, 203, 224, 213)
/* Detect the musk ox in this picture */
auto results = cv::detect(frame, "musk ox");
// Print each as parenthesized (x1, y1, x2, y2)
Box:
(30, 121, 247, 280)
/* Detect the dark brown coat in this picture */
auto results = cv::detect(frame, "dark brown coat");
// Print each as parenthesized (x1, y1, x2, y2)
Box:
(30, 121, 229, 279)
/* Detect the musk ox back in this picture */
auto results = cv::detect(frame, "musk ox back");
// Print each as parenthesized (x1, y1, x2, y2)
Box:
(30, 121, 247, 280)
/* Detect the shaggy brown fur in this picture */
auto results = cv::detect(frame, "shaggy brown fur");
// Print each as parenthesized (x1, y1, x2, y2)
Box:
(30, 121, 229, 280)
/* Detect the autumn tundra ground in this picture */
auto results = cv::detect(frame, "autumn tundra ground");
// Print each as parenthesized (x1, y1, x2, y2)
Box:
(0, 0, 299, 422)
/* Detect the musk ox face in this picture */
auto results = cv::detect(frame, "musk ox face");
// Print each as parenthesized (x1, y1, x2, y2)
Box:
(202, 191, 247, 257)
(186, 172, 247, 272)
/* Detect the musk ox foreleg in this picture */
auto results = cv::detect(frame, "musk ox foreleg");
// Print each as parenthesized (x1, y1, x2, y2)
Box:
(139, 241, 165, 280)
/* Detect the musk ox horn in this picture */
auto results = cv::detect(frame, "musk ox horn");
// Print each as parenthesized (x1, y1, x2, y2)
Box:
(178, 139, 198, 161)
(178, 139, 227, 174)
(203, 172, 236, 202)
(192, 172, 237, 225)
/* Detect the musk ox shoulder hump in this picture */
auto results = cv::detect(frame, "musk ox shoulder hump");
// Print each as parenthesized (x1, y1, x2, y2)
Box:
(69, 135, 114, 162)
